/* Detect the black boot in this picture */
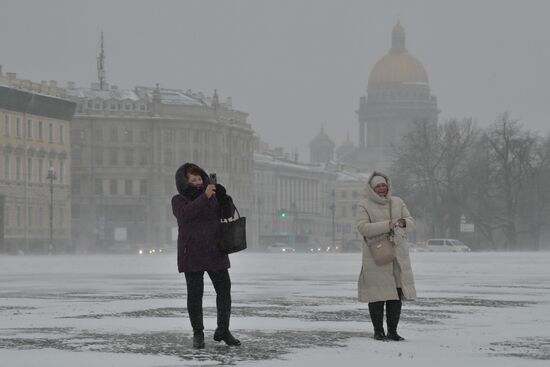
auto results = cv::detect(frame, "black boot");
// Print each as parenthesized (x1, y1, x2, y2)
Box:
(210, 270, 241, 346)
(213, 328, 241, 346)
(368, 301, 387, 341)
(193, 331, 205, 349)
(185, 272, 206, 349)
(386, 299, 405, 341)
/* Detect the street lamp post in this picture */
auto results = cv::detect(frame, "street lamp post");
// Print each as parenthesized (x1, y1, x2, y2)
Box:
(46, 166, 56, 254)
(330, 188, 335, 248)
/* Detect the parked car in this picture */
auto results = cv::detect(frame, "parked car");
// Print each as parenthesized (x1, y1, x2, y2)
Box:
(407, 242, 427, 252)
(267, 243, 296, 253)
(425, 239, 471, 252)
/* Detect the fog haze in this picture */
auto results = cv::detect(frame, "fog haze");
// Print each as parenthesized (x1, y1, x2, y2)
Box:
(1, 0, 548, 158)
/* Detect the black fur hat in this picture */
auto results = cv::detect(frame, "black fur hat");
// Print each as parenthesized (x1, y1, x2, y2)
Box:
(175, 163, 210, 198)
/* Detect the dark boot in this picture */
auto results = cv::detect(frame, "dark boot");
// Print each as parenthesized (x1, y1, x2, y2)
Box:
(193, 331, 205, 349)
(185, 272, 206, 348)
(368, 301, 387, 341)
(213, 328, 241, 346)
(209, 270, 240, 346)
(386, 299, 404, 341)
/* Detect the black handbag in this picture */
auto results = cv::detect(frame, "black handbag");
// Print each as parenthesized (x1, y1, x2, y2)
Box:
(218, 207, 247, 254)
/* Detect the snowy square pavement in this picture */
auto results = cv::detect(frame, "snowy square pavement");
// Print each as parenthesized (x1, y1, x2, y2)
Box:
(1, 252, 549, 366)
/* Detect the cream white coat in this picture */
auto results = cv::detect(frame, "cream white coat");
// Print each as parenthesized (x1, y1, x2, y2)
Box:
(356, 172, 417, 303)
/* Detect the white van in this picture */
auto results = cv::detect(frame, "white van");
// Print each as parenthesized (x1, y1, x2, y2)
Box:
(425, 239, 471, 252)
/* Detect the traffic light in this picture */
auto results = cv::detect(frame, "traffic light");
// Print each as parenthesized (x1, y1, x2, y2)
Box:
(280, 209, 287, 219)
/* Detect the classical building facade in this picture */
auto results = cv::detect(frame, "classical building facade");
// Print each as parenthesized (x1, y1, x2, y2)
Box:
(341, 21, 439, 171)
(0, 70, 76, 253)
(67, 82, 254, 253)
(253, 143, 337, 250)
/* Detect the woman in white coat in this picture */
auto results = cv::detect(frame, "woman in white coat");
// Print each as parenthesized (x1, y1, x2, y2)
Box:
(356, 172, 416, 341)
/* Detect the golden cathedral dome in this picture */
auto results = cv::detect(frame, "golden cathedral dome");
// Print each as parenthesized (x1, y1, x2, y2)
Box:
(368, 21, 429, 86)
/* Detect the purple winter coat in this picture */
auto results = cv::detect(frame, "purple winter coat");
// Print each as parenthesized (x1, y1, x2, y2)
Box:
(172, 193, 230, 273)
(171, 163, 231, 273)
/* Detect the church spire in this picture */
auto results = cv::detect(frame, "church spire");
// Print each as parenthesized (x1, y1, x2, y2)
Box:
(391, 19, 406, 54)
(97, 32, 107, 90)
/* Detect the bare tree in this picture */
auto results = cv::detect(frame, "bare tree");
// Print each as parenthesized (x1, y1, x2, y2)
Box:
(483, 113, 537, 250)
(392, 118, 478, 239)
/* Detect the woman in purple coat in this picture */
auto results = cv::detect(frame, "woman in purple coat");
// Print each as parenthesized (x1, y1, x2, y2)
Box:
(172, 163, 240, 349)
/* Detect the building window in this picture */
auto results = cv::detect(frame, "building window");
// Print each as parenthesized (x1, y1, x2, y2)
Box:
(4, 155, 9, 179)
(109, 179, 117, 195)
(16, 117, 21, 138)
(38, 121, 44, 140)
(140, 104, 146, 111)
(59, 161, 64, 184)
(140, 129, 148, 142)
(164, 149, 173, 167)
(48, 122, 54, 143)
(38, 159, 44, 182)
(93, 149, 103, 166)
(124, 179, 132, 195)
(59, 125, 64, 144)
(139, 150, 148, 166)
(28, 207, 32, 227)
(93, 127, 103, 141)
(27, 119, 32, 138)
(39, 207, 43, 227)
(27, 158, 32, 181)
(72, 204, 80, 220)
(139, 179, 147, 196)
(109, 148, 117, 166)
(16, 156, 21, 180)
(110, 128, 118, 142)
(124, 149, 133, 166)
(72, 178, 80, 194)
(72, 148, 82, 166)
(4, 114, 10, 136)
(110, 103, 117, 110)
(124, 128, 133, 142)
(164, 130, 175, 145)
(94, 179, 103, 194)
(17, 206, 21, 227)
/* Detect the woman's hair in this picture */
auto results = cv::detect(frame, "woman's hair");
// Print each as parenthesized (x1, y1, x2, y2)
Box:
(186, 166, 204, 179)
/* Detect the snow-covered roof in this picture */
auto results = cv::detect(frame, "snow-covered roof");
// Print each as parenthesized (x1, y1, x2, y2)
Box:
(336, 170, 371, 182)
(65, 86, 207, 107)
(254, 153, 329, 174)
(65, 88, 142, 102)
(135, 87, 206, 107)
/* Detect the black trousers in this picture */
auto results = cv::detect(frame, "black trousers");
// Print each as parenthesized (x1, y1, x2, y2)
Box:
(368, 288, 403, 332)
(184, 269, 232, 333)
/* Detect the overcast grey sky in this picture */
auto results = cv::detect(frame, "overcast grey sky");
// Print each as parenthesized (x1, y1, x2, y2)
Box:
(1, 0, 549, 160)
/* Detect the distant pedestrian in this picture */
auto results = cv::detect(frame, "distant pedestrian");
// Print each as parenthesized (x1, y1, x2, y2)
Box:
(172, 163, 241, 349)
(356, 172, 416, 341)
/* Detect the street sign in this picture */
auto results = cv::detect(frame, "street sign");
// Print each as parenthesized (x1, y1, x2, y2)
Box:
(460, 223, 475, 233)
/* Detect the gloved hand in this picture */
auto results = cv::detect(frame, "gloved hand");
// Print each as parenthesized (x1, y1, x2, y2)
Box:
(215, 184, 227, 198)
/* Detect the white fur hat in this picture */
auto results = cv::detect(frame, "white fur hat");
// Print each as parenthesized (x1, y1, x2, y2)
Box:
(370, 175, 387, 188)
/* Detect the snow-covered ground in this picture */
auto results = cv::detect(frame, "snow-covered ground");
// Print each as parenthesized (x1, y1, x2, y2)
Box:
(1, 252, 549, 366)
